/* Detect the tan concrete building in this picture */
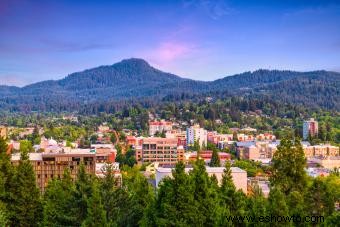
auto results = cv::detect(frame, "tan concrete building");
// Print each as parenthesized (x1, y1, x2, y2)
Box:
(0, 126, 7, 139)
(135, 137, 184, 166)
(156, 166, 248, 193)
(303, 144, 339, 158)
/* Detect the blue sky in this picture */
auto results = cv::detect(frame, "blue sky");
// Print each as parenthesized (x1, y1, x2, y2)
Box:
(0, 0, 340, 86)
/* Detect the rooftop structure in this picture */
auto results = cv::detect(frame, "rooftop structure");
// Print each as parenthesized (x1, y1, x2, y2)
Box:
(155, 166, 247, 193)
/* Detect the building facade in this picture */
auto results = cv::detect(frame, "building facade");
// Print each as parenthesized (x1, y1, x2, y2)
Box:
(0, 126, 7, 139)
(149, 120, 173, 136)
(186, 124, 207, 148)
(156, 166, 247, 193)
(135, 137, 184, 166)
(11, 150, 96, 192)
(303, 118, 318, 140)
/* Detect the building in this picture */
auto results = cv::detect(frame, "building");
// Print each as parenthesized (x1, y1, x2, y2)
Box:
(11, 149, 96, 192)
(149, 120, 173, 136)
(207, 131, 233, 145)
(91, 144, 117, 163)
(236, 141, 279, 161)
(155, 166, 247, 193)
(135, 137, 184, 166)
(0, 126, 7, 139)
(303, 144, 339, 158)
(303, 118, 318, 140)
(186, 124, 207, 148)
(184, 150, 231, 164)
(308, 156, 340, 169)
(98, 124, 110, 133)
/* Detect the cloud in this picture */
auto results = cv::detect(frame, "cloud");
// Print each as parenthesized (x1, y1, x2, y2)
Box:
(151, 41, 194, 62)
(183, 0, 235, 19)
(0, 74, 28, 87)
(40, 39, 114, 52)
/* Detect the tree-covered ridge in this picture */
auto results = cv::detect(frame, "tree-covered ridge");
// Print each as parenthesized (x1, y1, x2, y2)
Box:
(0, 58, 339, 111)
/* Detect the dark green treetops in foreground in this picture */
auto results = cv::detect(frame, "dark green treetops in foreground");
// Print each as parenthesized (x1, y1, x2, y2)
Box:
(0, 136, 339, 226)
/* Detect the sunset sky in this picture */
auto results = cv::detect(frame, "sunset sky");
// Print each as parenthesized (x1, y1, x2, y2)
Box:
(1, 0, 340, 86)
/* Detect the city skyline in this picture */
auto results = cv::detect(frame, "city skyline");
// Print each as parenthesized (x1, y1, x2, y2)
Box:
(1, 0, 340, 86)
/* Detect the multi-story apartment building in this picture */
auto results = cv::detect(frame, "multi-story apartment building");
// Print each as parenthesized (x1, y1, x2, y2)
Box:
(304, 144, 339, 158)
(0, 126, 7, 139)
(236, 141, 279, 160)
(11, 150, 96, 192)
(303, 118, 318, 140)
(149, 120, 173, 136)
(207, 131, 233, 145)
(135, 137, 184, 166)
(184, 150, 231, 164)
(186, 124, 207, 148)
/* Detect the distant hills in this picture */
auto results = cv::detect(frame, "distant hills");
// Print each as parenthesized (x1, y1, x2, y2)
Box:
(0, 58, 339, 112)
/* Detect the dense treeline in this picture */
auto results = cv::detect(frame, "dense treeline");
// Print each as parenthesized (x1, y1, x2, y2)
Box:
(0, 59, 339, 111)
(1, 96, 339, 144)
(0, 136, 339, 226)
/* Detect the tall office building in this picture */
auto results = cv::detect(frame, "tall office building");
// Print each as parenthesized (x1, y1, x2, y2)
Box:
(303, 118, 319, 140)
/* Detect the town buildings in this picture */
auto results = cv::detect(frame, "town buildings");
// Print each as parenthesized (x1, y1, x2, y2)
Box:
(149, 120, 173, 136)
(11, 150, 96, 192)
(186, 124, 207, 148)
(184, 150, 231, 164)
(155, 166, 247, 193)
(135, 137, 184, 166)
(0, 126, 7, 139)
(303, 118, 319, 140)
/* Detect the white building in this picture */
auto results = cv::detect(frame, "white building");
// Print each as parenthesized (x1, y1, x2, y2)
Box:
(149, 120, 173, 136)
(156, 166, 247, 193)
(186, 124, 207, 148)
(303, 118, 318, 140)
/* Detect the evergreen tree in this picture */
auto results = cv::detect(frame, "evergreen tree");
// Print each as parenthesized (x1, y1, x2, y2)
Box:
(150, 162, 198, 226)
(267, 187, 290, 227)
(286, 190, 307, 227)
(0, 137, 14, 207)
(42, 169, 78, 226)
(10, 146, 42, 226)
(247, 186, 267, 227)
(209, 149, 220, 167)
(0, 202, 8, 227)
(121, 167, 155, 226)
(74, 162, 93, 225)
(306, 177, 336, 218)
(100, 164, 117, 224)
(271, 138, 307, 195)
(82, 180, 107, 227)
(190, 159, 219, 226)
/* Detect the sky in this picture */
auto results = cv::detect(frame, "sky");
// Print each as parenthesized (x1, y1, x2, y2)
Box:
(0, 0, 340, 86)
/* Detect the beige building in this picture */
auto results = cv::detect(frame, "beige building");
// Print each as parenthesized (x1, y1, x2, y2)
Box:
(156, 166, 248, 193)
(149, 120, 173, 136)
(135, 137, 184, 166)
(237, 141, 278, 160)
(303, 144, 339, 158)
(0, 126, 7, 139)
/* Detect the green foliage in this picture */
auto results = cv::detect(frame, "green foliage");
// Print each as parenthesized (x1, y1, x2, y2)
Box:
(233, 160, 266, 177)
(10, 146, 42, 226)
(270, 138, 307, 195)
(209, 149, 220, 167)
(42, 169, 78, 226)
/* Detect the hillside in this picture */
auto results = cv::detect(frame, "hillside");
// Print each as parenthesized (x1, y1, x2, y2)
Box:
(0, 58, 339, 112)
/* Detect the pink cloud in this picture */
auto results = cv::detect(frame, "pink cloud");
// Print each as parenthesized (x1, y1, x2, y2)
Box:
(142, 41, 198, 67)
(0, 74, 28, 87)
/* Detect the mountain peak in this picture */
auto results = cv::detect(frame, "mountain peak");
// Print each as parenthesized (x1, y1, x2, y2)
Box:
(117, 58, 150, 67)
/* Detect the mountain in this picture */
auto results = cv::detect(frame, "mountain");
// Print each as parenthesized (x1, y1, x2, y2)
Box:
(0, 58, 339, 112)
